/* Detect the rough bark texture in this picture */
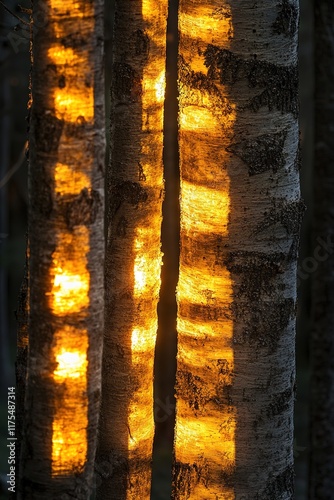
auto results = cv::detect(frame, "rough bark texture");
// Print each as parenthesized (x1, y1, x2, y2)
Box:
(172, 1, 301, 499)
(16, 240, 29, 486)
(309, 2, 334, 498)
(19, 1, 105, 498)
(96, 1, 167, 498)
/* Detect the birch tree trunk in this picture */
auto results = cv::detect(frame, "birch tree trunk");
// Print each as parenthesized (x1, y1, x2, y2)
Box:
(19, 1, 105, 498)
(309, 2, 334, 498)
(96, 1, 167, 498)
(173, 1, 302, 498)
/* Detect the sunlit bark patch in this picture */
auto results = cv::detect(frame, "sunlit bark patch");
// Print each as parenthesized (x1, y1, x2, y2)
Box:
(131, 317, 158, 353)
(180, 181, 230, 234)
(134, 225, 162, 297)
(130, 221, 162, 461)
(52, 326, 88, 475)
(49, 227, 90, 316)
(54, 163, 90, 196)
(174, 2, 236, 497)
(48, 41, 94, 124)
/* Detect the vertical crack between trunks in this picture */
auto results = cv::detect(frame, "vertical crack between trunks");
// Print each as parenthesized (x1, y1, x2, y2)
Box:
(151, 0, 180, 496)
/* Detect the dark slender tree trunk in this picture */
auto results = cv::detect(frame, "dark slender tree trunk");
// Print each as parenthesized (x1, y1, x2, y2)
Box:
(19, 1, 105, 498)
(309, 2, 334, 498)
(173, 1, 302, 498)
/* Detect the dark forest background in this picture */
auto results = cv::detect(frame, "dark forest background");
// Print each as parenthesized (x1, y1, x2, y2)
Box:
(0, 0, 313, 498)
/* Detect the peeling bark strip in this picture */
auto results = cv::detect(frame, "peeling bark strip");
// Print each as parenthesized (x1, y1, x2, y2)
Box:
(310, 2, 334, 499)
(19, 1, 105, 498)
(173, 1, 301, 499)
(96, 1, 167, 498)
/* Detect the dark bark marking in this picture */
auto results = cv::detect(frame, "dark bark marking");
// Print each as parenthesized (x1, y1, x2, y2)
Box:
(179, 301, 232, 323)
(138, 161, 146, 181)
(58, 75, 66, 88)
(172, 461, 208, 499)
(176, 370, 207, 411)
(262, 464, 294, 499)
(60, 34, 88, 50)
(63, 188, 102, 229)
(225, 251, 288, 299)
(256, 198, 306, 236)
(266, 388, 293, 418)
(113, 62, 141, 102)
(116, 216, 128, 237)
(109, 181, 148, 217)
(134, 29, 150, 58)
(179, 55, 234, 116)
(232, 298, 295, 352)
(204, 45, 298, 117)
(31, 176, 53, 217)
(34, 113, 64, 153)
(227, 131, 287, 176)
(273, 0, 299, 37)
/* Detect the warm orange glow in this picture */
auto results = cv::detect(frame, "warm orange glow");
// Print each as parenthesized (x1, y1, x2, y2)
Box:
(177, 317, 233, 340)
(52, 327, 88, 475)
(45, 0, 97, 479)
(180, 180, 230, 234)
(179, 7, 233, 74)
(175, 407, 235, 499)
(180, 8, 233, 42)
(131, 318, 158, 353)
(178, 262, 232, 306)
(179, 105, 219, 133)
(49, 0, 94, 17)
(133, 226, 163, 297)
(48, 47, 84, 66)
(52, 271, 89, 313)
(54, 350, 87, 380)
(55, 163, 90, 195)
(50, 228, 89, 315)
(154, 70, 166, 103)
(128, 377, 154, 452)
(175, 410, 235, 465)
(53, 89, 94, 123)
(175, 6, 237, 496)
(48, 44, 94, 124)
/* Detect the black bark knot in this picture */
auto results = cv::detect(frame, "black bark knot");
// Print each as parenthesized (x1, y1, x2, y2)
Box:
(109, 181, 148, 217)
(64, 188, 101, 229)
(134, 29, 150, 58)
(227, 131, 287, 176)
(113, 62, 141, 101)
(273, 0, 299, 37)
(34, 113, 64, 153)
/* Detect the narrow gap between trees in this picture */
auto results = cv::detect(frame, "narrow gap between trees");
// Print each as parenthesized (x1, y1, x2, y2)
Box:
(151, 0, 180, 497)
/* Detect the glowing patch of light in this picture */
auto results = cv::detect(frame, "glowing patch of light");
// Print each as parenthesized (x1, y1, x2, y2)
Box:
(133, 226, 162, 297)
(179, 105, 220, 133)
(155, 71, 165, 102)
(180, 8, 233, 43)
(50, 227, 89, 315)
(131, 318, 158, 353)
(52, 327, 88, 475)
(54, 349, 87, 380)
(181, 180, 230, 234)
(53, 89, 94, 123)
(55, 163, 90, 195)
(52, 271, 89, 314)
